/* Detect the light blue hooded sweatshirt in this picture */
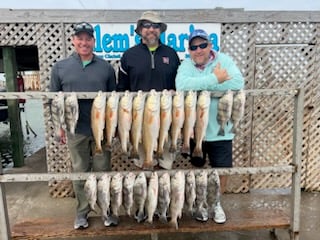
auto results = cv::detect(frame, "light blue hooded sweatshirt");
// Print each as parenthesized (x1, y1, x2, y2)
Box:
(175, 51, 245, 141)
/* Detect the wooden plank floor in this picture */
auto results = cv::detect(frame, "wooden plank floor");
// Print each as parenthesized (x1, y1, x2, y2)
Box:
(11, 209, 290, 239)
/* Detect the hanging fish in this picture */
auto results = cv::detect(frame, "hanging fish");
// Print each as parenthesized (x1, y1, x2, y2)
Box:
(64, 92, 79, 135)
(51, 91, 65, 142)
(230, 89, 246, 134)
(142, 89, 160, 170)
(97, 173, 112, 226)
(118, 90, 133, 156)
(122, 172, 136, 217)
(110, 173, 123, 225)
(146, 172, 159, 223)
(184, 170, 196, 216)
(133, 172, 147, 223)
(217, 90, 233, 136)
(182, 90, 197, 154)
(207, 169, 221, 219)
(193, 91, 210, 158)
(105, 91, 119, 151)
(84, 174, 97, 212)
(157, 89, 173, 159)
(169, 171, 185, 229)
(91, 91, 107, 154)
(157, 172, 171, 223)
(170, 91, 185, 153)
(130, 90, 147, 158)
(194, 171, 208, 222)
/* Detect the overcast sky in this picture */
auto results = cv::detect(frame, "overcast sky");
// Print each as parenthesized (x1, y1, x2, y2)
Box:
(0, 0, 319, 11)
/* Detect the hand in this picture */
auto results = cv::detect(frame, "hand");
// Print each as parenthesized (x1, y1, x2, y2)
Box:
(213, 63, 230, 83)
(59, 128, 67, 145)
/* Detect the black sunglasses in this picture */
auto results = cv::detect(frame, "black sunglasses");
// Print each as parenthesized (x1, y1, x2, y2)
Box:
(141, 22, 161, 29)
(189, 42, 209, 51)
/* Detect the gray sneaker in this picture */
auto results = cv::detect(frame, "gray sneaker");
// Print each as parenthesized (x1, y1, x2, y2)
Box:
(74, 214, 89, 229)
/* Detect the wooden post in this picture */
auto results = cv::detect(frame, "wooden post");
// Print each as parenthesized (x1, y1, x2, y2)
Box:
(3, 47, 24, 167)
(0, 162, 11, 240)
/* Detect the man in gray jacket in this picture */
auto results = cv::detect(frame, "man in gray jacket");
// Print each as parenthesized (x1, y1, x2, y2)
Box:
(50, 22, 116, 229)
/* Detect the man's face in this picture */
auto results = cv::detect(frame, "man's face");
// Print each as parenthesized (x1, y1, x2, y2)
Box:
(189, 37, 212, 66)
(72, 32, 95, 59)
(140, 21, 161, 46)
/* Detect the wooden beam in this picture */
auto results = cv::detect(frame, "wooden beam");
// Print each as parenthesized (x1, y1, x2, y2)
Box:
(0, 9, 320, 23)
(2, 47, 24, 167)
(11, 209, 290, 239)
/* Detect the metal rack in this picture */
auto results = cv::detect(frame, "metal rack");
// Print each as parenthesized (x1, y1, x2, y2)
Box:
(0, 88, 304, 240)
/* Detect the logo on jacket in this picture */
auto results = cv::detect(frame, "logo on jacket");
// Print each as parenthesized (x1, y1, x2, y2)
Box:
(162, 57, 169, 64)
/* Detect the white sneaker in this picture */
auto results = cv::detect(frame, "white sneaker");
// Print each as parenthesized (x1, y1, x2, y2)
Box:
(213, 202, 226, 224)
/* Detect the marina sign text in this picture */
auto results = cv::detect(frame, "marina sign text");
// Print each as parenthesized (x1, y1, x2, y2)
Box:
(93, 23, 221, 60)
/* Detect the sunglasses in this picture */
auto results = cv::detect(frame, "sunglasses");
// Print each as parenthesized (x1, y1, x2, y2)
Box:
(141, 22, 161, 29)
(189, 42, 209, 51)
(74, 23, 93, 31)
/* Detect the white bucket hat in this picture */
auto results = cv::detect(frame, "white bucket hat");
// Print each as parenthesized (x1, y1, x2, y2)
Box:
(135, 11, 167, 35)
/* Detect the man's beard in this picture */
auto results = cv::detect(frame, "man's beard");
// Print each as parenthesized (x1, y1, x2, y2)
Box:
(142, 33, 159, 46)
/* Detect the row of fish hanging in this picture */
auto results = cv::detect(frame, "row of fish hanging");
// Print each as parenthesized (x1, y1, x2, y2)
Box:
(85, 169, 221, 229)
(51, 89, 246, 169)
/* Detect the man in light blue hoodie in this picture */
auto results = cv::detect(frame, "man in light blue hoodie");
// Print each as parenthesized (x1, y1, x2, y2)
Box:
(175, 29, 244, 223)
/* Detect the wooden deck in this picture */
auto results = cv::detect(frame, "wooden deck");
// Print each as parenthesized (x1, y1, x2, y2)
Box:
(11, 209, 290, 239)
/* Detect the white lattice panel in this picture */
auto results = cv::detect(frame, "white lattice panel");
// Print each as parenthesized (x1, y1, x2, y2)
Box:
(1, 20, 319, 196)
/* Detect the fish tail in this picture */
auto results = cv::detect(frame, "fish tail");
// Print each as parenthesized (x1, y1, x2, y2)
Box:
(105, 143, 112, 151)
(159, 214, 168, 223)
(135, 209, 146, 223)
(181, 144, 190, 154)
(192, 148, 203, 158)
(142, 161, 153, 170)
(169, 144, 176, 153)
(169, 218, 179, 229)
(218, 127, 225, 136)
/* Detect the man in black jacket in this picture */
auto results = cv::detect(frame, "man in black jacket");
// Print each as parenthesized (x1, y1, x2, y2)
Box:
(117, 11, 180, 169)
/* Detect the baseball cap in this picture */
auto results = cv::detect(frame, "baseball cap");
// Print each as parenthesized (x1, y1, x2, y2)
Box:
(73, 22, 94, 37)
(189, 29, 209, 45)
(135, 11, 167, 35)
